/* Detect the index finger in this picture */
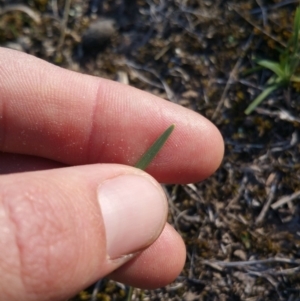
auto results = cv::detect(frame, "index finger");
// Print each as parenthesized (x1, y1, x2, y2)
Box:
(0, 48, 223, 183)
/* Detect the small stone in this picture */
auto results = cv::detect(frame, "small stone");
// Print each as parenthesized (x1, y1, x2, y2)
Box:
(233, 249, 247, 261)
(81, 18, 117, 56)
(3, 42, 24, 52)
(182, 90, 199, 98)
(116, 71, 129, 85)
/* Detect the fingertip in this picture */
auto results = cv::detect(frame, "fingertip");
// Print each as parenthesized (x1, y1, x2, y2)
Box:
(142, 108, 224, 183)
(0, 164, 169, 300)
(0, 48, 224, 184)
(109, 224, 186, 289)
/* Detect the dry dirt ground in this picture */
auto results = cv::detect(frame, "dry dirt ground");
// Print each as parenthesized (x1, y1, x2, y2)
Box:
(1, 0, 300, 300)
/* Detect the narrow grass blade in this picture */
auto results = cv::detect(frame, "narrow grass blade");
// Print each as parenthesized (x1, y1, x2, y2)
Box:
(266, 75, 280, 85)
(244, 85, 278, 115)
(241, 65, 264, 76)
(293, 7, 300, 51)
(290, 8, 300, 72)
(126, 286, 133, 301)
(135, 124, 175, 170)
(291, 75, 300, 82)
(257, 60, 285, 79)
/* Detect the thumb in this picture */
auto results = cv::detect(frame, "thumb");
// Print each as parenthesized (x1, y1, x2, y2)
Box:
(0, 164, 167, 301)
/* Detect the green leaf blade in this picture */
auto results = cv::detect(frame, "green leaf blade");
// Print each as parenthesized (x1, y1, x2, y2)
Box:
(135, 124, 175, 170)
(257, 60, 285, 79)
(291, 74, 300, 82)
(244, 85, 278, 115)
(293, 7, 300, 50)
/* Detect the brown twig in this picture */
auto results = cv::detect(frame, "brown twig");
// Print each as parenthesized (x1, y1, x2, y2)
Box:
(229, 4, 287, 48)
(212, 34, 253, 121)
(202, 257, 300, 267)
(271, 190, 300, 210)
(0, 4, 41, 24)
(57, 0, 72, 53)
(255, 173, 279, 225)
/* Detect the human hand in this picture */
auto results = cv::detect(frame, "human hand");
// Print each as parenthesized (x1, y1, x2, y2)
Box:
(0, 48, 224, 301)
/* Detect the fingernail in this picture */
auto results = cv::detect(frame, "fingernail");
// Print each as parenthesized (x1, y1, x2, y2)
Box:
(97, 174, 167, 260)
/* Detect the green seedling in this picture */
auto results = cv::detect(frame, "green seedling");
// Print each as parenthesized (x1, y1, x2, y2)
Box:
(135, 124, 175, 170)
(124, 124, 174, 301)
(245, 6, 300, 115)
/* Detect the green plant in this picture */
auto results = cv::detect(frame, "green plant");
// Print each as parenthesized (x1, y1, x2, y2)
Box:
(134, 124, 175, 170)
(122, 124, 174, 301)
(244, 6, 300, 115)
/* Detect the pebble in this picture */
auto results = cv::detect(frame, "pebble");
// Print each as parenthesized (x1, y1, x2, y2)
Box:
(81, 18, 117, 56)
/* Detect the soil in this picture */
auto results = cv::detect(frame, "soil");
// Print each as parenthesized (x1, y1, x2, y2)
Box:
(1, 0, 300, 300)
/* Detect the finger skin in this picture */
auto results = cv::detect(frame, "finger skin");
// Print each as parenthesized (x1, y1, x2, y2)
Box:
(0, 165, 184, 301)
(0, 153, 64, 174)
(109, 224, 186, 289)
(0, 48, 224, 183)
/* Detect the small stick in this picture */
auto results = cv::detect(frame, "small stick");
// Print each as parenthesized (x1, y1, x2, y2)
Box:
(202, 257, 300, 267)
(271, 190, 300, 210)
(255, 173, 279, 224)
